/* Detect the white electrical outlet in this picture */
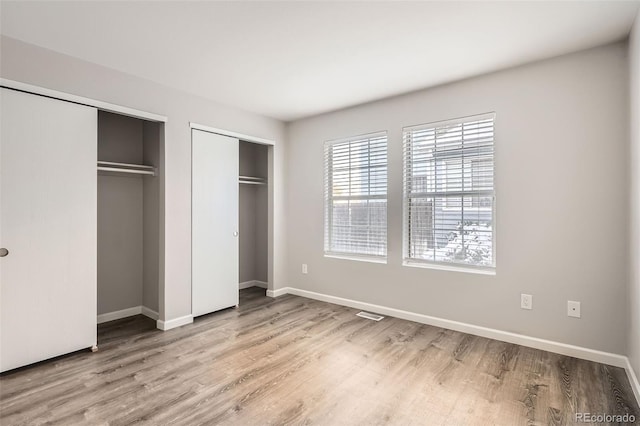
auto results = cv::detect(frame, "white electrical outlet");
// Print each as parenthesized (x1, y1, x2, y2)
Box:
(568, 301, 581, 318)
(302, 264, 308, 274)
(521, 294, 532, 310)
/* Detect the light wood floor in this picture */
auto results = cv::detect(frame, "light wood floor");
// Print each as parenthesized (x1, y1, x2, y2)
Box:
(1, 287, 638, 425)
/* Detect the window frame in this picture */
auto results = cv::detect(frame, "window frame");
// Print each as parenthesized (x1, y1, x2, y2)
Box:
(402, 113, 496, 273)
(324, 131, 388, 262)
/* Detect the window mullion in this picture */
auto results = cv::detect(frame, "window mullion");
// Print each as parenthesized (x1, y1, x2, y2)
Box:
(461, 123, 465, 260)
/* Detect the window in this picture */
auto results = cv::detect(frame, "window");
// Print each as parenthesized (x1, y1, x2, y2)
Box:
(403, 114, 495, 269)
(324, 132, 387, 259)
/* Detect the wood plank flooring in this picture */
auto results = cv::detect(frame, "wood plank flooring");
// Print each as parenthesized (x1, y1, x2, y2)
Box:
(1, 287, 638, 425)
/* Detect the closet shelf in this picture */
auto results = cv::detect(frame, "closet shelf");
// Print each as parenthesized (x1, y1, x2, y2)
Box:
(239, 175, 266, 185)
(97, 161, 156, 176)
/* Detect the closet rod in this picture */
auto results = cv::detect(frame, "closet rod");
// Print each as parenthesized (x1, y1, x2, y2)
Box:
(239, 175, 265, 181)
(98, 160, 154, 170)
(239, 175, 266, 185)
(98, 166, 156, 176)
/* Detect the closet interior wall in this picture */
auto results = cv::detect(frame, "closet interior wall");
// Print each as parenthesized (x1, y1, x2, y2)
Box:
(239, 141, 268, 287)
(97, 111, 160, 319)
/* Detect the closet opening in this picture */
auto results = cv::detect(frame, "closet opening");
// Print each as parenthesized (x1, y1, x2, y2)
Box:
(239, 141, 268, 293)
(96, 111, 163, 337)
(190, 124, 275, 319)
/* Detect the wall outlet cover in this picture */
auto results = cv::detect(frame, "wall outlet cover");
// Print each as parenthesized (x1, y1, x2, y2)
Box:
(568, 300, 581, 318)
(521, 294, 532, 310)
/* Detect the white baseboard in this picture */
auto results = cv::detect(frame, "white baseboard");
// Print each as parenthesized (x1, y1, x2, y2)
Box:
(239, 280, 268, 290)
(157, 314, 193, 331)
(141, 306, 159, 321)
(266, 287, 289, 298)
(239, 281, 254, 290)
(97, 305, 159, 324)
(272, 287, 630, 369)
(97, 306, 142, 324)
(625, 358, 640, 406)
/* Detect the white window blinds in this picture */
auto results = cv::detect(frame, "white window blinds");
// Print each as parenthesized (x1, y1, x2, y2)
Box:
(403, 114, 495, 268)
(324, 132, 387, 258)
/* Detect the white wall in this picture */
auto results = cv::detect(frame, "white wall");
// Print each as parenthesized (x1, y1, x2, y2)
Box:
(286, 43, 629, 354)
(629, 10, 640, 376)
(0, 36, 287, 324)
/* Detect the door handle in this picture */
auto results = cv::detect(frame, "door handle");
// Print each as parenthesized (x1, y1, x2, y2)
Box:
(233, 231, 239, 237)
(0, 248, 8, 257)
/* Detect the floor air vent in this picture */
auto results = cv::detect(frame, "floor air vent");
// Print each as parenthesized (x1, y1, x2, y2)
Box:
(356, 311, 384, 321)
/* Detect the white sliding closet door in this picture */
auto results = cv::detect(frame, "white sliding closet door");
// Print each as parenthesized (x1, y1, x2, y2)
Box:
(192, 129, 239, 317)
(0, 88, 97, 372)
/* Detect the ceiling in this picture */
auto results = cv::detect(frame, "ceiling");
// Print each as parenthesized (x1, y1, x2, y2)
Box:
(1, 1, 639, 122)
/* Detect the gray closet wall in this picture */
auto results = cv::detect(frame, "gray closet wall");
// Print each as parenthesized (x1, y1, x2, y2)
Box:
(97, 111, 160, 315)
(239, 141, 268, 284)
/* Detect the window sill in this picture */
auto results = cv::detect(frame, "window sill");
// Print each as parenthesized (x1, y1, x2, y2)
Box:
(325, 253, 387, 264)
(403, 260, 495, 275)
